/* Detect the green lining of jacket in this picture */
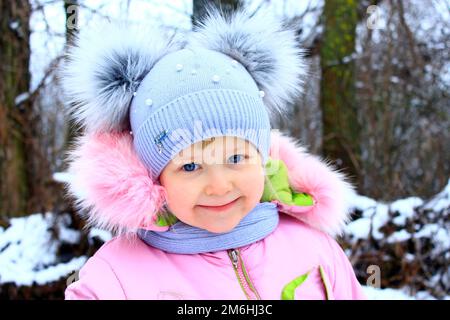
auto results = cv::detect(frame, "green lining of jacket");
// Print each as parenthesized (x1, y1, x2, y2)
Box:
(281, 270, 311, 300)
(261, 158, 314, 206)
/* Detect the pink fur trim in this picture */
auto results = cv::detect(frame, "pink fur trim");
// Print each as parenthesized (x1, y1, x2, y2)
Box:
(65, 132, 167, 235)
(269, 131, 355, 237)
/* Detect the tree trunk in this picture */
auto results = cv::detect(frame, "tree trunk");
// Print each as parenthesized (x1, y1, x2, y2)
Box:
(62, 0, 81, 157)
(0, 0, 32, 218)
(320, 0, 361, 187)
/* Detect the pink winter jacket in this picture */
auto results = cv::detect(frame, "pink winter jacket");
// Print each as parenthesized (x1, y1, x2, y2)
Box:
(64, 131, 366, 300)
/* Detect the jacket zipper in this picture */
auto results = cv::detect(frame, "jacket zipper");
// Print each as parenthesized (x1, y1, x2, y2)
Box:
(228, 249, 261, 300)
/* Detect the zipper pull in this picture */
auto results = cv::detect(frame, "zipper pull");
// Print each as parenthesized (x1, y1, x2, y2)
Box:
(229, 249, 239, 269)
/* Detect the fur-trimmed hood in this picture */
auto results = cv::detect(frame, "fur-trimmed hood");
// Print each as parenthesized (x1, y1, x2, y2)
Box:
(64, 130, 354, 238)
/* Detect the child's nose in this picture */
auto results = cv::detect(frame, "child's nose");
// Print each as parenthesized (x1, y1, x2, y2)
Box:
(204, 167, 233, 196)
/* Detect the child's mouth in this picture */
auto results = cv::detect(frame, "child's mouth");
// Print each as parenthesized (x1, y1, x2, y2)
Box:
(197, 197, 241, 212)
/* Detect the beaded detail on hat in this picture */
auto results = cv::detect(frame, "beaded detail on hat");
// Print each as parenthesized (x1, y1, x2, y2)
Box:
(154, 130, 169, 154)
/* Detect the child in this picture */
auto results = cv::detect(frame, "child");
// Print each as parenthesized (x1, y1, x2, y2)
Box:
(61, 8, 366, 300)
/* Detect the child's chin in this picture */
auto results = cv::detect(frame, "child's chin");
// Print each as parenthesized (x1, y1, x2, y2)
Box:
(203, 222, 239, 234)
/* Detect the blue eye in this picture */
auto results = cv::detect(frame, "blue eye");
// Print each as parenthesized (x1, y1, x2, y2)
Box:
(182, 162, 199, 172)
(228, 154, 245, 164)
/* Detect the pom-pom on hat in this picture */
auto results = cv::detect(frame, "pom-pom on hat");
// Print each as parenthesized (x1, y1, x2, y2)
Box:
(61, 8, 308, 179)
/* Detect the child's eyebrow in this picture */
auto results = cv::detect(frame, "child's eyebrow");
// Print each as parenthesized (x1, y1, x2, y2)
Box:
(176, 144, 249, 162)
(233, 144, 251, 153)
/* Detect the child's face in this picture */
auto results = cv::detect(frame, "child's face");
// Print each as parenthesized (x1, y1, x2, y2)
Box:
(159, 136, 265, 233)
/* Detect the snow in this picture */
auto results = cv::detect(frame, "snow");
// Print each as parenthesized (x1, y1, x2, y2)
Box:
(15, 92, 30, 106)
(0, 212, 87, 286)
(9, 20, 20, 30)
(349, 194, 377, 212)
(415, 224, 449, 250)
(89, 228, 112, 243)
(343, 180, 449, 300)
(390, 76, 400, 84)
(387, 224, 450, 251)
(12, 256, 87, 287)
(53, 172, 88, 198)
(371, 204, 390, 240)
(391, 197, 423, 226)
(362, 286, 414, 300)
(52, 172, 72, 184)
(404, 253, 415, 262)
(58, 227, 81, 244)
(364, 285, 450, 300)
(345, 217, 372, 240)
(345, 201, 390, 240)
(386, 229, 411, 243)
(345, 179, 449, 243)
(361, 286, 444, 300)
(423, 178, 450, 212)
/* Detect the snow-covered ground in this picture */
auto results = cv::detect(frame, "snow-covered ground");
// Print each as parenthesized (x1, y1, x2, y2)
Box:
(0, 212, 87, 286)
(361, 285, 448, 300)
(1, 178, 448, 299)
(344, 180, 449, 248)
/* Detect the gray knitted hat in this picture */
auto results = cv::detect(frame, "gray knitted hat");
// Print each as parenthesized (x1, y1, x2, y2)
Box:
(62, 8, 307, 179)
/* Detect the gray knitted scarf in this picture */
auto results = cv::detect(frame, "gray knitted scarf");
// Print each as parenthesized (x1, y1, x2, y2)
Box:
(137, 202, 279, 254)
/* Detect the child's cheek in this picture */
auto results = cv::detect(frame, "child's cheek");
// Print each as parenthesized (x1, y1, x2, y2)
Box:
(240, 166, 265, 199)
(166, 178, 197, 213)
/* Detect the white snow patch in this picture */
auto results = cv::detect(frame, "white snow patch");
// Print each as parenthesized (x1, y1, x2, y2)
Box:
(371, 204, 390, 240)
(346, 179, 449, 243)
(345, 217, 372, 240)
(363, 286, 415, 300)
(363, 286, 446, 300)
(391, 197, 423, 226)
(15, 92, 30, 106)
(349, 194, 377, 212)
(415, 224, 449, 249)
(0, 212, 86, 286)
(88, 228, 112, 243)
(387, 229, 411, 243)
(52, 172, 73, 184)
(9, 20, 20, 30)
(423, 179, 450, 212)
